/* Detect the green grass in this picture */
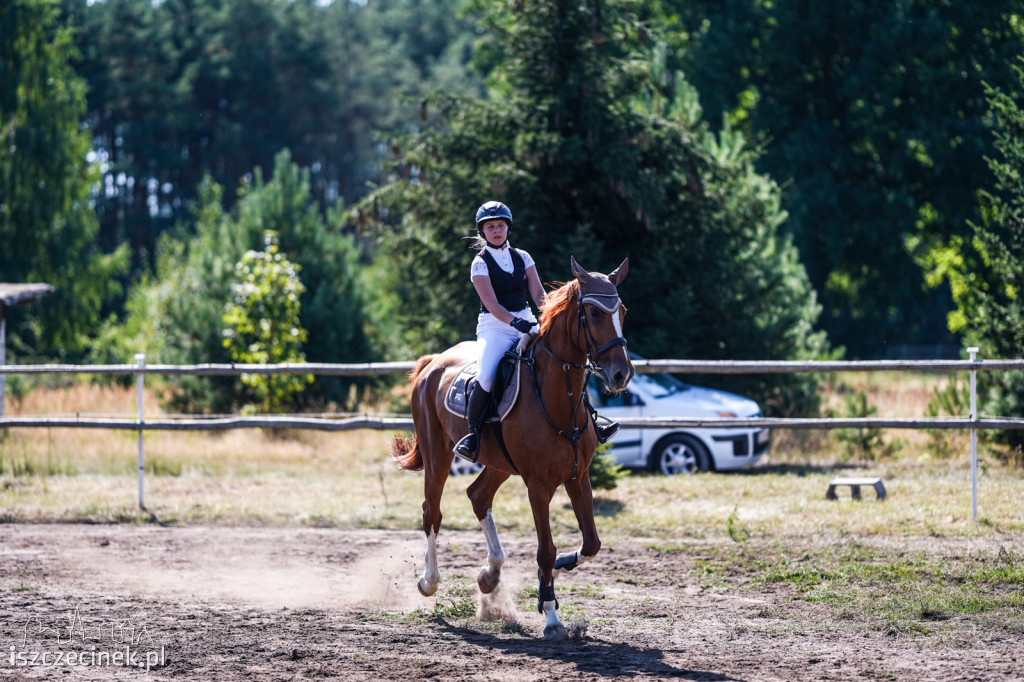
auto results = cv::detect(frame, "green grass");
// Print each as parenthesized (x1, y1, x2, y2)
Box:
(660, 538, 1024, 639)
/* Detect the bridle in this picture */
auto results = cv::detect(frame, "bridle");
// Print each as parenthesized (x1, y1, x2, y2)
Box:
(576, 289, 628, 371)
(521, 285, 628, 481)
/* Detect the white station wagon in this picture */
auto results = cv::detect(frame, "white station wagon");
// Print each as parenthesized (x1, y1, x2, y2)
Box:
(448, 366, 771, 477)
(588, 370, 770, 475)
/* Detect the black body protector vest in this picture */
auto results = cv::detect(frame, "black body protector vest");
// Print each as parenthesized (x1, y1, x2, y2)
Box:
(479, 248, 528, 314)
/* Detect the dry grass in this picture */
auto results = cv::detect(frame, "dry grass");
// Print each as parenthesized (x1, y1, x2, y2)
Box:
(1, 374, 1021, 541)
(5, 375, 1021, 655)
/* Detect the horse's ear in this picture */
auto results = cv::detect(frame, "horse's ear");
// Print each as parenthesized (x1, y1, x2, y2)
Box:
(608, 258, 629, 286)
(570, 255, 591, 283)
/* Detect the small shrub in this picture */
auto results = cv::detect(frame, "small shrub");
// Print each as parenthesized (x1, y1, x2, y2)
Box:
(588, 442, 628, 490)
(726, 506, 749, 543)
(925, 378, 970, 459)
(834, 390, 885, 461)
(222, 231, 313, 415)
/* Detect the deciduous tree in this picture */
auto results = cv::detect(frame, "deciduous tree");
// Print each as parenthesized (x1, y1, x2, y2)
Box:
(0, 0, 127, 360)
(362, 0, 830, 415)
(672, 0, 1024, 358)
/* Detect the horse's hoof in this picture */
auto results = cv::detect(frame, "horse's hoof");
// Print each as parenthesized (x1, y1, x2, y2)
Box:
(417, 578, 438, 597)
(477, 566, 501, 594)
(543, 624, 567, 641)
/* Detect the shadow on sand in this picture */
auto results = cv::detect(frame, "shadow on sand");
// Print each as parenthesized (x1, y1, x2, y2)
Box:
(437, 620, 746, 680)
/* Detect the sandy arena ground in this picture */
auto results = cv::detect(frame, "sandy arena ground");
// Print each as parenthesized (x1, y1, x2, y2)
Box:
(1, 524, 1021, 681)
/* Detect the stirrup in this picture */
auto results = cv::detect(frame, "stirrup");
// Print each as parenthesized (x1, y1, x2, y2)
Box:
(595, 417, 619, 444)
(453, 432, 480, 462)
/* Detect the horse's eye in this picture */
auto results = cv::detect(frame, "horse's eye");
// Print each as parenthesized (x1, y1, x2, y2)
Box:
(590, 308, 602, 319)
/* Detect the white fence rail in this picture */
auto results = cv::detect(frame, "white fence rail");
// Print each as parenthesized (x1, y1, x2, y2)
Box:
(6, 357, 1024, 376)
(2, 349, 1023, 516)
(4, 353, 1024, 434)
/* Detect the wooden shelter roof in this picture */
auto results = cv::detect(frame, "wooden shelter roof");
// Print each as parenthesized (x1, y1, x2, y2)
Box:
(0, 283, 54, 306)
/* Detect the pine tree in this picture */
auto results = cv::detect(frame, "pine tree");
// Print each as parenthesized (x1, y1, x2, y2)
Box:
(361, 0, 830, 416)
(944, 64, 1024, 449)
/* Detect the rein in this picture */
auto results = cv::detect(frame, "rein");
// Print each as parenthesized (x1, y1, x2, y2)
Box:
(523, 289, 627, 481)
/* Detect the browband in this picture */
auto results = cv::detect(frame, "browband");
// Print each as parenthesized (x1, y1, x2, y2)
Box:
(580, 291, 621, 313)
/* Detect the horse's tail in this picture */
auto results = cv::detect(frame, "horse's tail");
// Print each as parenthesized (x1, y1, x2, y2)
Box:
(391, 434, 423, 471)
(391, 354, 437, 472)
(409, 354, 435, 385)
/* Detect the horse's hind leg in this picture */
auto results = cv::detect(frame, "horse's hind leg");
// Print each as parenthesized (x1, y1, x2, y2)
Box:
(467, 467, 511, 594)
(415, 401, 451, 597)
(418, 449, 450, 596)
(418, 520, 441, 597)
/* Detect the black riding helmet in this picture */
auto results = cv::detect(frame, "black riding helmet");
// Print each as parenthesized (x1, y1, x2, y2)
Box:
(475, 201, 513, 237)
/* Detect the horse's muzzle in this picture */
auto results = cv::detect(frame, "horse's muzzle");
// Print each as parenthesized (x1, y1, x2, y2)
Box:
(599, 357, 634, 393)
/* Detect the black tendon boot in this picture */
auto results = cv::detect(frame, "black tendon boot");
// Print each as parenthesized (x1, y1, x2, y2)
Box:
(453, 383, 491, 461)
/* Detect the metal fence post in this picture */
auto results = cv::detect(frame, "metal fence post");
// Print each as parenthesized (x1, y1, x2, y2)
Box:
(0, 303, 6, 419)
(968, 346, 979, 520)
(136, 353, 145, 509)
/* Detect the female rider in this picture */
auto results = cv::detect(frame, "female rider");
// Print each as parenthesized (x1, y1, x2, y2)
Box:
(453, 201, 618, 459)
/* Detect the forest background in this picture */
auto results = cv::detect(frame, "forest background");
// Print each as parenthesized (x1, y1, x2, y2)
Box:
(3, 0, 1024, 432)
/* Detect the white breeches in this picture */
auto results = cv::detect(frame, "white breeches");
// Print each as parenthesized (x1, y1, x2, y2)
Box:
(474, 310, 536, 392)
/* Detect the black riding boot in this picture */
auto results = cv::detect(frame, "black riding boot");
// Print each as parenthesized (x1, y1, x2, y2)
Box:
(453, 384, 491, 461)
(594, 414, 620, 444)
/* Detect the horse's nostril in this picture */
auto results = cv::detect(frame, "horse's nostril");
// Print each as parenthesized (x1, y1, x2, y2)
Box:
(613, 371, 624, 387)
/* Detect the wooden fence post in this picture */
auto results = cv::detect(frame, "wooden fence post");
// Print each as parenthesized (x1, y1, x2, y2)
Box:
(0, 302, 6, 419)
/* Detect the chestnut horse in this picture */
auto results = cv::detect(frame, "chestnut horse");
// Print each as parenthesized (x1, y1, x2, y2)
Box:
(391, 256, 634, 639)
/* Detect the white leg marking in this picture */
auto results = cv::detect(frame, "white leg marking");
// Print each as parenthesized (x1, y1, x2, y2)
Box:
(543, 601, 562, 628)
(542, 600, 565, 641)
(480, 510, 506, 569)
(477, 510, 505, 594)
(418, 529, 440, 597)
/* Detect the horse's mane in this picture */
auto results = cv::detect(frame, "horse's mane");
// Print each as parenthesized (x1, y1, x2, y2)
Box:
(538, 279, 579, 337)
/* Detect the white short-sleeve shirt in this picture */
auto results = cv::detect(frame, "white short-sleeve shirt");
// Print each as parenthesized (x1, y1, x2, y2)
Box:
(470, 243, 536, 280)
(471, 243, 538, 335)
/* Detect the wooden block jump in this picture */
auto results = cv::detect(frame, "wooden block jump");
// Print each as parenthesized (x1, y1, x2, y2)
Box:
(826, 477, 886, 501)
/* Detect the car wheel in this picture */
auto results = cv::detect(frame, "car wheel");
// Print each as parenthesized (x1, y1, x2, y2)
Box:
(648, 434, 710, 475)
(449, 456, 483, 476)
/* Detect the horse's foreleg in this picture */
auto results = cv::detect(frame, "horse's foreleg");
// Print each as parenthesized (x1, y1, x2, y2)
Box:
(528, 484, 565, 641)
(554, 471, 601, 578)
(468, 467, 511, 594)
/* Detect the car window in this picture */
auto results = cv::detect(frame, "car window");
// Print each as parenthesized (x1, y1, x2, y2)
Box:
(629, 372, 688, 398)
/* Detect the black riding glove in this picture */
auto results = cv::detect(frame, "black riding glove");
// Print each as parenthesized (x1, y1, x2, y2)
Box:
(510, 317, 533, 333)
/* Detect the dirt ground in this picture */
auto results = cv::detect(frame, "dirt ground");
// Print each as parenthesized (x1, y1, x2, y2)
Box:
(1, 524, 1020, 681)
